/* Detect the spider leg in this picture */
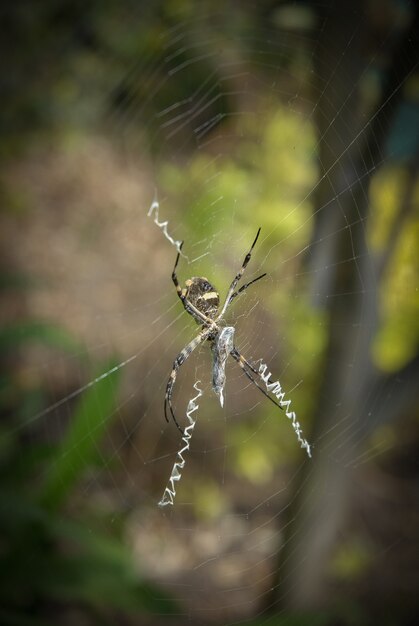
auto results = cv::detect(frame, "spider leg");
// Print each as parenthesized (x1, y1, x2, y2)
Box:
(171, 241, 184, 295)
(217, 227, 262, 320)
(228, 272, 267, 306)
(230, 347, 283, 411)
(164, 330, 209, 434)
(171, 243, 217, 328)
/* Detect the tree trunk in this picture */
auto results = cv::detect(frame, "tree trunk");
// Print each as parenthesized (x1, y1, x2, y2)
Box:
(265, 1, 419, 612)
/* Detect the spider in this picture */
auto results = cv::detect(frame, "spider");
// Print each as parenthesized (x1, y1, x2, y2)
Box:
(165, 227, 283, 434)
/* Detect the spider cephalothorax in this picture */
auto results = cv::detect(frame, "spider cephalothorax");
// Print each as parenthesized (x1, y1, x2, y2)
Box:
(165, 228, 284, 434)
(183, 277, 219, 321)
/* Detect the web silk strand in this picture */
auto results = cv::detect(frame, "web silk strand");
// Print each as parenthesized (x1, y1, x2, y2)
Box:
(158, 381, 203, 507)
(147, 195, 184, 255)
(258, 361, 312, 458)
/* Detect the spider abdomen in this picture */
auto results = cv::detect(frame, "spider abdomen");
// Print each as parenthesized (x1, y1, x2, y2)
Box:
(184, 277, 219, 320)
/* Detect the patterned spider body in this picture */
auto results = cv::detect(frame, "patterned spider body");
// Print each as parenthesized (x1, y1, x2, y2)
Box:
(183, 277, 219, 322)
(165, 228, 282, 435)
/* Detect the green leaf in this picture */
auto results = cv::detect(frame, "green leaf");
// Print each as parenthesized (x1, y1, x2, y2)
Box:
(0, 320, 81, 354)
(40, 359, 121, 509)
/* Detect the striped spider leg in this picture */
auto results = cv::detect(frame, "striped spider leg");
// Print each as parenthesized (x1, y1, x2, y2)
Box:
(216, 227, 267, 321)
(230, 348, 283, 411)
(164, 327, 211, 434)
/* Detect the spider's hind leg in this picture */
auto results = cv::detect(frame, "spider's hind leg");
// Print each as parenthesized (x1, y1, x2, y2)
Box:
(164, 330, 209, 435)
(230, 347, 283, 411)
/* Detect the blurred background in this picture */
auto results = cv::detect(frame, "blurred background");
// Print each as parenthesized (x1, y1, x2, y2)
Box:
(1, 1, 418, 625)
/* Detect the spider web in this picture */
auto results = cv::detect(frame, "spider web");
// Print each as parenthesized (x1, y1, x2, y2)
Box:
(3, 1, 419, 624)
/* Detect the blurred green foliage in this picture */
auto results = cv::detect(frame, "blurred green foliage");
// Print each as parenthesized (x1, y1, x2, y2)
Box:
(40, 358, 121, 510)
(1, 1, 418, 622)
(0, 320, 80, 354)
(0, 0, 234, 154)
(0, 317, 175, 624)
(369, 167, 419, 371)
(330, 536, 373, 581)
(161, 107, 317, 244)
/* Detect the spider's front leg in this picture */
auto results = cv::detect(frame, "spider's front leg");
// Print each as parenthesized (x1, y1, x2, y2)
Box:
(171, 244, 216, 328)
(218, 227, 264, 320)
(171, 241, 185, 301)
(164, 330, 209, 434)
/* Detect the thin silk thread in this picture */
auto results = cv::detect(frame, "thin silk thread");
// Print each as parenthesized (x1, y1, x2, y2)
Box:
(147, 195, 185, 256)
(158, 381, 203, 507)
(258, 361, 312, 458)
